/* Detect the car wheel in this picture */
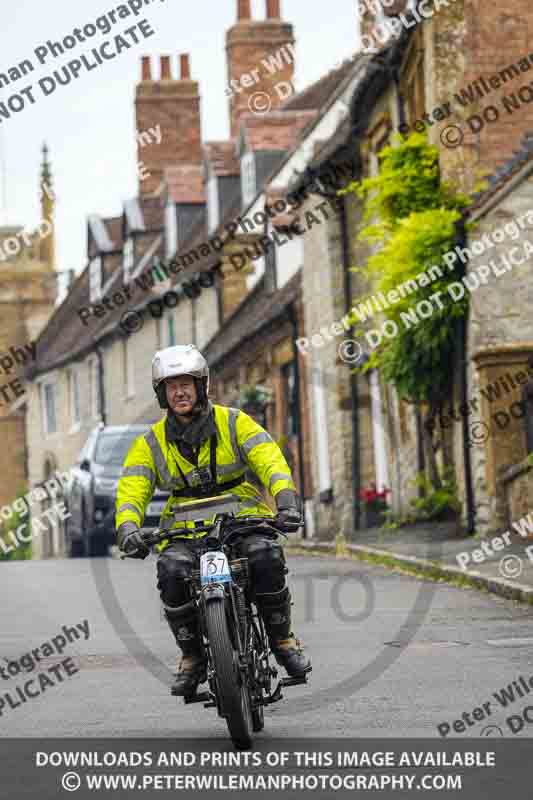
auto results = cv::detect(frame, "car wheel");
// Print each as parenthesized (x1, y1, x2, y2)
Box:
(87, 536, 109, 558)
(68, 538, 86, 558)
(82, 505, 109, 558)
(65, 514, 85, 558)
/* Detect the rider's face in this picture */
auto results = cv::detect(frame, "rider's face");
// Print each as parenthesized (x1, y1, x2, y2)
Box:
(165, 375, 197, 418)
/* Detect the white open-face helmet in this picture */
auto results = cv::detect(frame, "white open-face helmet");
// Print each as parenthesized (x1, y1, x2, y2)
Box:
(152, 345, 209, 409)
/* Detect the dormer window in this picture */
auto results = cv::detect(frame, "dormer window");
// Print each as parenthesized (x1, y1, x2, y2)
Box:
(123, 237, 135, 283)
(241, 152, 256, 207)
(89, 256, 102, 303)
(207, 174, 219, 234)
(165, 203, 178, 259)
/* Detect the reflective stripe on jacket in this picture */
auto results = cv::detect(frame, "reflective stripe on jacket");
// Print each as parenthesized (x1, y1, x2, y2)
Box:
(115, 404, 296, 546)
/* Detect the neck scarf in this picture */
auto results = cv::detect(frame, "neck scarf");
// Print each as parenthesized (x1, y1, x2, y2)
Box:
(165, 401, 217, 464)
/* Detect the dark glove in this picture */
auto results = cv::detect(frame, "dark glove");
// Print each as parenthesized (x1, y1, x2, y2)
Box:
(275, 490, 303, 532)
(276, 508, 303, 532)
(117, 522, 149, 560)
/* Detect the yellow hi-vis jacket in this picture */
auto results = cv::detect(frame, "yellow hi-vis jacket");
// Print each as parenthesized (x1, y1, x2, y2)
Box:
(115, 404, 296, 547)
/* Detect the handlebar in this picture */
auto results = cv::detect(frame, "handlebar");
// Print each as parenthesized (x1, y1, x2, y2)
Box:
(120, 513, 293, 559)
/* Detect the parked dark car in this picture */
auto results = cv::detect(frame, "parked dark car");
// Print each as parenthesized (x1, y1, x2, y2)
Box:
(65, 423, 169, 557)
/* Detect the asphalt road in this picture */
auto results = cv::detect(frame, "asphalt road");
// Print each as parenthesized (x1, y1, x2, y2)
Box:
(1, 552, 533, 740)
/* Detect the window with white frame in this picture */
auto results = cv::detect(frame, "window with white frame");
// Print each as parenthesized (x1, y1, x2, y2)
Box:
(88, 358, 100, 420)
(89, 256, 102, 303)
(68, 368, 81, 428)
(41, 381, 57, 435)
(122, 338, 135, 399)
(241, 151, 256, 207)
(123, 238, 135, 283)
(207, 175, 219, 233)
(165, 203, 178, 259)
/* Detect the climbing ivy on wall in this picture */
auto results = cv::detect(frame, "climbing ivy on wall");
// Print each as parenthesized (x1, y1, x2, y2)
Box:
(342, 132, 473, 489)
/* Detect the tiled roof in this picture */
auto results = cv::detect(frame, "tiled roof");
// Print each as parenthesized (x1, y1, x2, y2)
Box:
(28, 265, 94, 376)
(163, 165, 205, 204)
(30, 48, 368, 378)
(285, 43, 409, 195)
(469, 133, 533, 213)
(282, 56, 359, 112)
(203, 141, 240, 176)
(239, 110, 317, 152)
(204, 271, 301, 367)
(30, 224, 170, 375)
(307, 116, 353, 170)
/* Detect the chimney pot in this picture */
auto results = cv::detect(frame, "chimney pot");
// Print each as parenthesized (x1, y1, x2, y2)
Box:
(266, 0, 281, 18)
(141, 56, 152, 80)
(180, 53, 191, 80)
(160, 55, 171, 79)
(237, 0, 252, 20)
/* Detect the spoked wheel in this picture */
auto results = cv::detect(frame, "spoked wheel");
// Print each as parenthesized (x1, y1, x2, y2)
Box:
(205, 597, 253, 750)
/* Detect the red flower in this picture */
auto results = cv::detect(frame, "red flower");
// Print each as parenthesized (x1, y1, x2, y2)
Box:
(360, 485, 391, 505)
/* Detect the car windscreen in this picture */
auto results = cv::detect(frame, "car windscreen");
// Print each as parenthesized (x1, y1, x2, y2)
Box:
(94, 430, 147, 466)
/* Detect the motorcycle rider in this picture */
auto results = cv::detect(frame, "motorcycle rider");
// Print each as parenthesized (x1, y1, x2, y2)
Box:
(116, 344, 311, 696)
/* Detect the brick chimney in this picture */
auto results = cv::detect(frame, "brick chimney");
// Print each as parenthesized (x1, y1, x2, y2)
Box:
(135, 54, 202, 195)
(226, 0, 296, 137)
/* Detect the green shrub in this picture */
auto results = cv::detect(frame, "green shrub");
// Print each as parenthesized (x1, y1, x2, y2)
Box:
(409, 471, 461, 521)
(0, 494, 32, 561)
(342, 132, 474, 493)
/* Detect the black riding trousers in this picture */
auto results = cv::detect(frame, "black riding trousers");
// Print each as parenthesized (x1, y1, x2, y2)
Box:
(156, 532, 288, 609)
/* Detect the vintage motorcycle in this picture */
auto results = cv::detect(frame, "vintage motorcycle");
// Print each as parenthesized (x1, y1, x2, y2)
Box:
(128, 494, 310, 750)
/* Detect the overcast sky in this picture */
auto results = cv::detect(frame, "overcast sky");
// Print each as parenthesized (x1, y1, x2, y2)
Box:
(0, 0, 359, 280)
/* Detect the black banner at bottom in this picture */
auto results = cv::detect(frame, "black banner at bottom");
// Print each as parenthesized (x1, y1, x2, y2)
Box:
(0, 738, 529, 799)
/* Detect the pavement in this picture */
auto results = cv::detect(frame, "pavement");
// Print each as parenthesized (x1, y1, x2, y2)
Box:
(286, 519, 533, 605)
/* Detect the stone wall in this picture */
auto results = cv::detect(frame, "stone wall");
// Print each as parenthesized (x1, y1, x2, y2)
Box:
(0, 255, 56, 509)
(502, 457, 533, 524)
(431, 0, 533, 192)
(466, 177, 533, 531)
(195, 285, 219, 350)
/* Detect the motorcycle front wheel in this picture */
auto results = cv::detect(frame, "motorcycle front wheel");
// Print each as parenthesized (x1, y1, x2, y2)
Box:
(205, 597, 253, 750)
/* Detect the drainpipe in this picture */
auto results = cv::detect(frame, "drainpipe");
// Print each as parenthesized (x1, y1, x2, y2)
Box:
(456, 219, 476, 534)
(289, 303, 308, 539)
(339, 196, 361, 531)
(416, 406, 425, 493)
(96, 346, 107, 426)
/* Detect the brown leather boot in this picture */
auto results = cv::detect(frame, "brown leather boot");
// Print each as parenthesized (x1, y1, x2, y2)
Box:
(256, 588, 312, 677)
(171, 652, 207, 697)
(270, 635, 311, 677)
(164, 600, 207, 696)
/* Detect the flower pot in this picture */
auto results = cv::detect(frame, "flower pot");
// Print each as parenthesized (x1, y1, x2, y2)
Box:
(361, 506, 386, 529)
